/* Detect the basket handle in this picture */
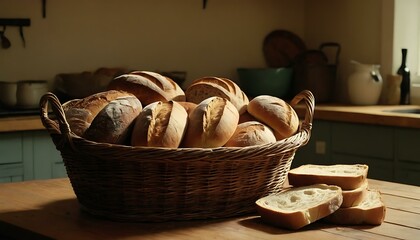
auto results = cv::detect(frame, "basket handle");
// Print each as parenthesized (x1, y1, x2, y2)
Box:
(290, 90, 315, 144)
(40, 92, 74, 149)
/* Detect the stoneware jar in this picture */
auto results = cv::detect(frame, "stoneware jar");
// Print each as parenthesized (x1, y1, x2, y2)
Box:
(348, 60, 383, 105)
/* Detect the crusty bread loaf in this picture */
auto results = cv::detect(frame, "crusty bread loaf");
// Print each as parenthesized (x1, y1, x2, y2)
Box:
(185, 76, 249, 114)
(181, 96, 239, 148)
(247, 95, 299, 141)
(63, 90, 132, 136)
(107, 71, 186, 106)
(324, 189, 386, 225)
(224, 121, 276, 147)
(341, 179, 369, 207)
(256, 184, 343, 230)
(131, 100, 188, 148)
(83, 95, 142, 144)
(288, 164, 369, 190)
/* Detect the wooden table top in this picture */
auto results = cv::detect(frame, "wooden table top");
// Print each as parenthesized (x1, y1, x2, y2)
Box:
(0, 178, 419, 240)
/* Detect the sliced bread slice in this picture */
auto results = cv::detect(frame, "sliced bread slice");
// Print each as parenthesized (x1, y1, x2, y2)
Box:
(323, 189, 386, 225)
(341, 179, 369, 207)
(255, 184, 343, 230)
(288, 164, 369, 190)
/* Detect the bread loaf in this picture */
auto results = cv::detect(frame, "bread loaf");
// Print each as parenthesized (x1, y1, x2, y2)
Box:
(185, 76, 249, 114)
(181, 96, 239, 148)
(324, 189, 386, 225)
(247, 95, 299, 141)
(131, 100, 188, 148)
(108, 71, 185, 106)
(224, 121, 276, 147)
(63, 90, 132, 136)
(256, 184, 343, 230)
(83, 95, 142, 144)
(288, 164, 369, 190)
(341, 179, 369, 207)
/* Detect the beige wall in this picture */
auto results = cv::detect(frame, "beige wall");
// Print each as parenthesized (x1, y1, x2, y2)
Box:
(304, 0, 387, 102)
(0, 0, 304, 88)
(1, 0, 418, 103)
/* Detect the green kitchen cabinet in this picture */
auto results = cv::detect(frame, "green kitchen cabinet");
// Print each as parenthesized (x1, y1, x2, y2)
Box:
(0, 130, 66, 183)
(0, 132, 24, 182)
(395, 128, 420, 185)
(293, 120, 419, 186)
(330, 122, 394, 181)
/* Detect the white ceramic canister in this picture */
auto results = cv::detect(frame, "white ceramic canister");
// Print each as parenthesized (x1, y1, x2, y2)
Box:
(16, 80, 48, 109)
(0, 81, 18, 108)
(348, 60, 383, 105)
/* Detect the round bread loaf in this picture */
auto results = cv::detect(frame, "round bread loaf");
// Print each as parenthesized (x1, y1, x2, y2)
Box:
(224, 121, 276, 147)
(131, 100, 188, 148)
(83, 95, 142, 144)
(107, 71, 186, 105)
(63, 90, 132, 136)
(247, 95, 299, 141)
(185, 76, 249, 114)
(181, 96, 239, 148)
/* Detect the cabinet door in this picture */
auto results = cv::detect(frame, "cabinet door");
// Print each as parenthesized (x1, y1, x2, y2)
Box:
(331, 122, 394, 182)
(293, 120, 332, 168)
(395, 128, 420, 186)
(0, 132, 23, 164)
(0, 132, 24, 182)
(32, 130, 66, 179)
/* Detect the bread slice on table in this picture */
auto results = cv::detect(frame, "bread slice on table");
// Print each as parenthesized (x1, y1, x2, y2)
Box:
(323, 189, 386, 225)
(288, 164, 369, 190)
(341, 179, 369, 207)
(256, 184, 343, 230)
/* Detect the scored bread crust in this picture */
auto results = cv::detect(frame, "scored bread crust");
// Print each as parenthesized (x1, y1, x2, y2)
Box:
(185, 76, 249, 114)
(256, 184, 343, 230)
(288, 164, 369, 190)
(131, 101, 188, 148)
(224, 121, 276, 147)
(108, 71, 186, 105)
(323, 189, 386, 225)
(247, 95, 299, 141)
(181, 96, 239, 148)
(83, 95, 142, 144)
(63, 90, 133, 136)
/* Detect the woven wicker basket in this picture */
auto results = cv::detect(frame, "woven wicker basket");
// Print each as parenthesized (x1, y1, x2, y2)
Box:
(39, 90, 314, 222)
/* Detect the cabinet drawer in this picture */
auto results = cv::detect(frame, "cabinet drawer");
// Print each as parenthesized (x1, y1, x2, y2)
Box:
(396, 128, 420, 163)
(0, 132, 23, 164)
(332, 123, 393, 159)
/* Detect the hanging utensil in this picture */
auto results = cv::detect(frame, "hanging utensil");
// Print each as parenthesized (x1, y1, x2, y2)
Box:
(19, 25, 26, 47)
(0, 25, 11, 49)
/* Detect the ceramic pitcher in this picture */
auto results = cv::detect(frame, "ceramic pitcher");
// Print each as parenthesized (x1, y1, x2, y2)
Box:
(348, 60, 383, 105)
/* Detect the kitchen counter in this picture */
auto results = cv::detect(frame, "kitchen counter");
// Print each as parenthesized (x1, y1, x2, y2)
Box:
(0, 178, 418, 240)
(0, 115, 44, 132)
(295, 104, 420, 128)
(1, 104, 420, 133)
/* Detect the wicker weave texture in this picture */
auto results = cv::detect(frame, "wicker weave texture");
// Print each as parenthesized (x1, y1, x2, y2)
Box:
(40, 90, 315, 222)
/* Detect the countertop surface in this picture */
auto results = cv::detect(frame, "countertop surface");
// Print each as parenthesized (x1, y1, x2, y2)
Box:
(1, 104, 420, 133)
(0, 178, 418, 240)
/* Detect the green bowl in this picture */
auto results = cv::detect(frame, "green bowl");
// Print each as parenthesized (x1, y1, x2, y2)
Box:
(237, 68, 293, 99)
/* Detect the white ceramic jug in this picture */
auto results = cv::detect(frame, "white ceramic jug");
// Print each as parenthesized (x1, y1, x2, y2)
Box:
(348, 60, 383, 105)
